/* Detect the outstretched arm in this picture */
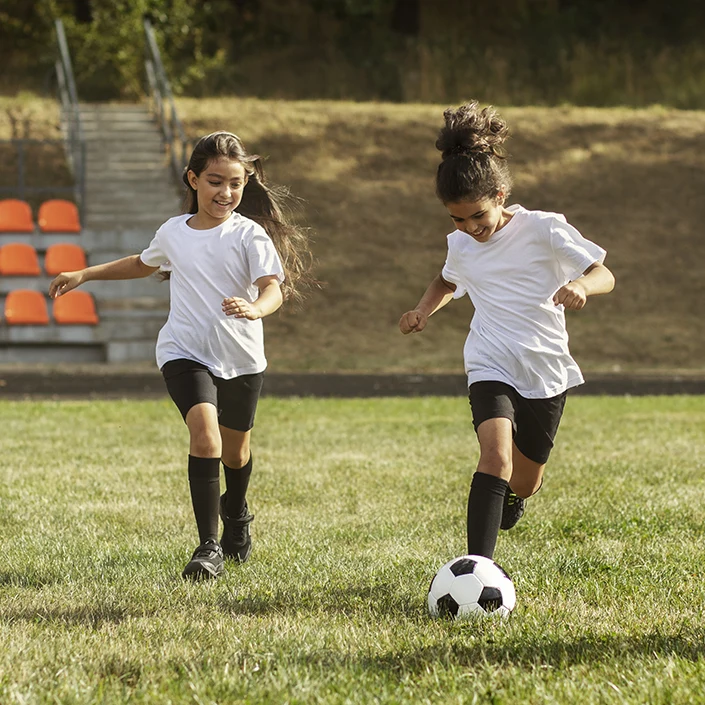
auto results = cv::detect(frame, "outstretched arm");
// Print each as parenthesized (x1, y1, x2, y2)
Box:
(553, 262, 615, 310)
(222, 275, 283, 320)
(49, 255, 159, 299)
(399, 273, 457, 334)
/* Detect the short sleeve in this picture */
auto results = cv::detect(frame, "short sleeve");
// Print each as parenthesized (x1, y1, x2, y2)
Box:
(247, 225, 285, 285)
(549, 219, 606, 282)
(140, 226, 168, 268)
(441, 235, 467, 299)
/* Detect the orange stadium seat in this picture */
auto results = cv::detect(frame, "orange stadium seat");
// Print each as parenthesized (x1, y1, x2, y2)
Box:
(4, 290, 49, 325)
(37, 199, 81, 233)
(0, 199, 34, 233)
(52, 290, 99, 325)
(44, 243, 87, 276)
(0, 243, 41, 276)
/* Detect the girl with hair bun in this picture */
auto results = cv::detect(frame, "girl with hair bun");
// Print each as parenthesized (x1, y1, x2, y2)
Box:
(399, 101, 615, 561)
(49, 131, 316, 581)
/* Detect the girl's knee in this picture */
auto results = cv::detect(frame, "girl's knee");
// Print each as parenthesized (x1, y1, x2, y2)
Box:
(188, 423, 221, 457)
(221, 448, 250, 469)
(185, 404, 221, 456)
(477, 447, 513, 480)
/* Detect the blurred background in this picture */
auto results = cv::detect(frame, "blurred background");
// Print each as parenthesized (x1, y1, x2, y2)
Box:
(1, 1, 704, 376)
(5, 1, 705, 107)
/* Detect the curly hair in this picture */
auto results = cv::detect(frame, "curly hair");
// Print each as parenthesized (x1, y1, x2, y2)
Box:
(435, 101, 513, 204)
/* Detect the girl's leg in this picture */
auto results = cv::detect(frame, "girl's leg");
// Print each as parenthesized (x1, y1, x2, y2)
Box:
(185, 402, 222, 544)
(219, 426, 255, 561)
(500, 391, 566, 530)
(162, 359, 224, 579)
(509, 445, 546, 498)
(213, 372, 263, 562)
(467, 417, 513, 559)
(499, 447, 545, 531)
(220, 426, 252, 517)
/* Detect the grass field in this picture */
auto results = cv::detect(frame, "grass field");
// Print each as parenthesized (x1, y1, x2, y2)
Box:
(2, 395, 705, 704)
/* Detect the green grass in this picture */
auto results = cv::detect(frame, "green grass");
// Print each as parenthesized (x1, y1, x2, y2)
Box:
(2, 395, 705, 703)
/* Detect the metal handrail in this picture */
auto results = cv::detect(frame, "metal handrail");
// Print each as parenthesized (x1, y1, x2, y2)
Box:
(143, 18, 189, 181)
(1, 21, 85, 214)
(54, 18, 86, 218)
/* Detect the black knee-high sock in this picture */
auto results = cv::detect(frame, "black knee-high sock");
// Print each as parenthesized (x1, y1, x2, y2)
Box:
(224, 454, 252, 517)
(466, 471, 509, 559)
(188, 455, 221, 544)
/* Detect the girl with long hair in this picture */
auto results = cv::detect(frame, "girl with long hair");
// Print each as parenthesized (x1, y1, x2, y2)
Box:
(50, 131, 316, 580)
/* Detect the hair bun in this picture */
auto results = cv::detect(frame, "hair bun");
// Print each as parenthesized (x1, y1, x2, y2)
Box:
(436, 100, 509, 160)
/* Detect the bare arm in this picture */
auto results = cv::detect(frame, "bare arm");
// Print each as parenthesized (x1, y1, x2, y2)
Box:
(553, 262, 615, 310)
(222, 275, 283, 320)
(49, 255, 159, 299)
(399, 274, 457, 335)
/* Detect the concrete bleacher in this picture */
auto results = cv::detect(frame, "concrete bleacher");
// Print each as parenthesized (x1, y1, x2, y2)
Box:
(0, 103, 181, 364)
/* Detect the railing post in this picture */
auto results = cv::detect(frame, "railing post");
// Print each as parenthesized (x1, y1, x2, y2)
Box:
(17, 141, 26, 201)
(144, 17, 188, 181)
(55, 20, 78, 107)
(78, 140, 86, 216)
(54, 18, 86, 220)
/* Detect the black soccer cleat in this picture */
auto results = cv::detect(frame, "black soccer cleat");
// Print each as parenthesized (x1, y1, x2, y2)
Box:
(219, 494, 254, 562)
(182, 539, 224, 580)
(500, 488, 525, 530)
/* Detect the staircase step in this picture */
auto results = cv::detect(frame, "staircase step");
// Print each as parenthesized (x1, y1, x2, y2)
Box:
(86, 188, 180, 199)
(85, 216, 172, 229)
(83, 136, 163, 146)
(86, 163, 171, 175)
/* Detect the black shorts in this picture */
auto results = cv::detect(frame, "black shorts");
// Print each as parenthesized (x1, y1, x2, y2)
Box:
(468, 380, 567, 465)
(161, 358, 264, 432)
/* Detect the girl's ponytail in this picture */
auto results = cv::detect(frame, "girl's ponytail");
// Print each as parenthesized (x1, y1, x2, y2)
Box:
(236, 159, 316, 307)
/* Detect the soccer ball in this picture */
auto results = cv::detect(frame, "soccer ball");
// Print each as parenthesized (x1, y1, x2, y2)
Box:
(428, 554, 516, 620)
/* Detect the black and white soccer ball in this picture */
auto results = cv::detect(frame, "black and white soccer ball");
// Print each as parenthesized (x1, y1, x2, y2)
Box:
(428, 554, 516, 620)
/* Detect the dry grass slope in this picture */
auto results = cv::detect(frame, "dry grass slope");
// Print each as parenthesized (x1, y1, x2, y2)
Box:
(3, 96, 703, 373)
(177, 99, 705, 374)
(0, 96, 71, 212)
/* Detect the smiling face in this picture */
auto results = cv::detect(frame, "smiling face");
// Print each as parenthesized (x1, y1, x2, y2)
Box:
(445, 193, 510, 243)
(187, 157, 248, 229)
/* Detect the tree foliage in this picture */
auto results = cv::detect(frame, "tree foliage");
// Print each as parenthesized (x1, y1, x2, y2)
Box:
(2, 0, 705, 106)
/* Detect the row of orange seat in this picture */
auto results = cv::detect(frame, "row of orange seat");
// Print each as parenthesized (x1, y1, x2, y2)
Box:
(4, 290, 98, 325)
(0, 243, 86, 277)
(0, 198, 82, 233)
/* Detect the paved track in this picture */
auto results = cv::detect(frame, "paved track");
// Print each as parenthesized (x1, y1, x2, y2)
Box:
(1, 367, 704, 398)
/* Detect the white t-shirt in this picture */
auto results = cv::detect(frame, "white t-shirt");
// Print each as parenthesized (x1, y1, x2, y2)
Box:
(140, 212, 284, 379)
(441, 204, 606, 398)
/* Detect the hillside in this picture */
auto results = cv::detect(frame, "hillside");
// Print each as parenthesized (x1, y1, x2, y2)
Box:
(2, 97, 703, 374)
(176, 98, 705, 374)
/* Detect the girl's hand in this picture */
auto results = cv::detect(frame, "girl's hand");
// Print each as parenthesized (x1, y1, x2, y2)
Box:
(49, 271, 85, 299)
(553, 281, 588, 310)
(399, 310, 428, 334)
(222, 296, 261, 320)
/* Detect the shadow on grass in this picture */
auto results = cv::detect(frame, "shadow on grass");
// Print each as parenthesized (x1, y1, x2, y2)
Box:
(1, 603, 133, 628)
(219, 582, 424, 620)
(0, 570, 65, 589)
(359, 630, 705, 673)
